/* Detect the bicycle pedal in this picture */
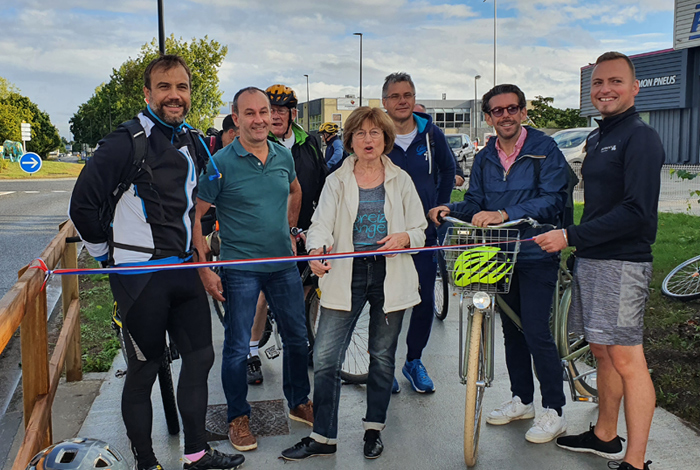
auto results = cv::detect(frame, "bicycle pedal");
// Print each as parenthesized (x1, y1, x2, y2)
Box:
(264, 345, 280, 360)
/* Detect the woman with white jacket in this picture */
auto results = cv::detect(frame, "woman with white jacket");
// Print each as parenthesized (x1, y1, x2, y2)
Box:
(281, 106, 427, 461)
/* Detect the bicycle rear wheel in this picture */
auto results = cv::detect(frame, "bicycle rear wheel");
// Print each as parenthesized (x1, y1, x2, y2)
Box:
(158, 351, 180, 435)
(464, 309, 485, 467)
(558, 288, 598, 399)
(434, 254, 450, 321)
(306, 288, 370, 384)
(662, 255, 700, 300)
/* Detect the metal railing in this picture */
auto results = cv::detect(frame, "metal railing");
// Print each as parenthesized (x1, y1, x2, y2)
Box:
(0, 221, 81, 470)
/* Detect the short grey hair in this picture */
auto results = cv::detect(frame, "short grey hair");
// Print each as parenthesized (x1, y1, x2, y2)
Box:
(382, 72, 416, 99)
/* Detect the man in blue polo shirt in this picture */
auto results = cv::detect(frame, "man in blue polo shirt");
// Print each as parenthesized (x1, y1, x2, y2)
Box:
(193, 87, 312, 453)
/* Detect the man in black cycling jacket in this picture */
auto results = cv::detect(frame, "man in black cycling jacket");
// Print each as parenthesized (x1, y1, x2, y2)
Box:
(69, 55, 243, 470)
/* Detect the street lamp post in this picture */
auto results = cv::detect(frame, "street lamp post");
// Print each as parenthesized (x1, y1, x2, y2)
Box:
(353, 32, 363, 107)
(473, 75, 481, 141)
(304, 74, 310, 132)
(157, 0, 165, 55)
(483, 0, 497, 85)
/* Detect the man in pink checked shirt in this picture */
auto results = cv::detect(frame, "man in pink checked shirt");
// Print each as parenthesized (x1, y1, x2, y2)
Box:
(429, 84, 571, 444)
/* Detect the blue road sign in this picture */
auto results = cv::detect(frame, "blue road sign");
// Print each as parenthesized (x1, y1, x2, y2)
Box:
(19, 152, 43, 174)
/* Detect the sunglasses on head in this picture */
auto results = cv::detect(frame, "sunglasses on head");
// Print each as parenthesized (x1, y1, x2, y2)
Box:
(488, 105, 521, 117)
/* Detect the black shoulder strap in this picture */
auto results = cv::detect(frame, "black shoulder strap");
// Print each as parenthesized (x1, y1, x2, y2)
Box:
(112, 119, 148, 204)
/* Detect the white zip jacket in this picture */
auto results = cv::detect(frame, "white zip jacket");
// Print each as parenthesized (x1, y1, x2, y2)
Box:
(306, 154, 427, 313)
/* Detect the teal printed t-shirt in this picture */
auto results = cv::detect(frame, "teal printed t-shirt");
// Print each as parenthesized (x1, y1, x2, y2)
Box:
(353, 183, 387, 251)
(197, 138, 296, 272)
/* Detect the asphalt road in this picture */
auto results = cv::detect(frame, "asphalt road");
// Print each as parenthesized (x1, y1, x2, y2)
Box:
(0, 178, 76, 299)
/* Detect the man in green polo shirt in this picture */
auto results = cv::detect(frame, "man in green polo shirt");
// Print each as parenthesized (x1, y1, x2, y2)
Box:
(193, 87, 313, 453)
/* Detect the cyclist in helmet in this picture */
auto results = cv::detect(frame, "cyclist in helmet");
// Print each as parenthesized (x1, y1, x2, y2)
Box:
(318, 122, 347, 173)
(429, 84, 570, 445)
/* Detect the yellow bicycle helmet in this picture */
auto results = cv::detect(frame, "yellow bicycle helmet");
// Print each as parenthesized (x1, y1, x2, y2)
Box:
(319, 122, 340, 135)
(453, 246, 512, 287)
(265, 84, 298, 108)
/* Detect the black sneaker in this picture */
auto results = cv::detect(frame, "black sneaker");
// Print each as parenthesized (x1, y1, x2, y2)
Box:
(280, 437, 336, 461)
(363, 430, 384, 459)
(556, 424, 625, 459)
(183, 447, 244, 470)
(608, 460, 652, 470)
(246, 356, 263, 385)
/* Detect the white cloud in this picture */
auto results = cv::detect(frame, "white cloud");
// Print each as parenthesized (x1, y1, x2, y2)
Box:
(0, 0, 675, 137)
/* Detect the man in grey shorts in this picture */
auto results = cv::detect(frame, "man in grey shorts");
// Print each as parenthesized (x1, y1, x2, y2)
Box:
(535, 51, 665, 470)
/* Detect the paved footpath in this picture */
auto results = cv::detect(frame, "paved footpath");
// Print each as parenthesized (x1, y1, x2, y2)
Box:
(67, 292, 700, 470)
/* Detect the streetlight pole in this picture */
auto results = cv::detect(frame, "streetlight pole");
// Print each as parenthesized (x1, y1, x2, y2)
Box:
(473, 75, 481, 141)
(353, 32, 363, 106)
(304, 74, 310, 132)
(484, 0, 496, 85)
(157, 0, 165, 55)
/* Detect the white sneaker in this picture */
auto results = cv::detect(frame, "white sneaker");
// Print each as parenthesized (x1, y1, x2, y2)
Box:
(486, 396, 535, 425)
(525, 408, 567, 443)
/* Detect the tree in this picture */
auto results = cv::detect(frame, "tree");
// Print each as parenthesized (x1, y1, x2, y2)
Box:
(0, 76, 20, 99)
(529, 95, 587, 129)
(0, 93, 61, 158)
(70, 36, 227, 147)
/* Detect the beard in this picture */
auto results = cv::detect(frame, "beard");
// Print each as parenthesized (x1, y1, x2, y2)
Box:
(151, 99, 190, 125)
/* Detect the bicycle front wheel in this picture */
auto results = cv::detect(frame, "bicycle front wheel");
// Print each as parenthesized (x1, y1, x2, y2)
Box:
(158, 352, 180, 435)
(464, 310, 485, 467)
(434, 254, 450, 321)
(306, 288, 370, 384)
(662, 255, 700, 300)
(558, 288, 598, 399)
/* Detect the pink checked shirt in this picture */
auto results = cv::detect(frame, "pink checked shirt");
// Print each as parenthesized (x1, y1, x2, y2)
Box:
(495, 127, 527, 172)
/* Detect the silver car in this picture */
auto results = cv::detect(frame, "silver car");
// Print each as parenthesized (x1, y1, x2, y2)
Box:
(446, 133, 475, 176)
(551, 127, 596, 164)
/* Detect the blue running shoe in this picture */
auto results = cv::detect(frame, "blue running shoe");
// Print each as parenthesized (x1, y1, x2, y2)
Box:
(402, 359, 435, 393)
(392, 377, 401, 394)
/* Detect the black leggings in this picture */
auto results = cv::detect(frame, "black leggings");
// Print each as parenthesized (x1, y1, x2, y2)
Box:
(110, 269, 214, 467)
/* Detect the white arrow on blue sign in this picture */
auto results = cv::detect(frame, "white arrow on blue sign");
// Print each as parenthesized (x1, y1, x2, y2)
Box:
(19, 152, 43, 174)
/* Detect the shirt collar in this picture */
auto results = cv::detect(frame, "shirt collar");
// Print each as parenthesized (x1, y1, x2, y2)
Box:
(232, 137, 277, 158)
(495, 126, 528, 159)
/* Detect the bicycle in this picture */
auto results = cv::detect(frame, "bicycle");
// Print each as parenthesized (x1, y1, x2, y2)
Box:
(111, 304, 181, 436)
(662, 254, 700, 300)
(440, 216, 598, 467)
(434, 231, 451, 321)
(65, 235, 181, 436)
(205, 229, 371, 383)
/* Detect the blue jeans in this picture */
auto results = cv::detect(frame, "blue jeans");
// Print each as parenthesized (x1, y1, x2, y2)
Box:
(311, 257, 405, 444)
(220, 266, 310, 422)
(499, 258, 566, 409)
(405, 249, 437, 361)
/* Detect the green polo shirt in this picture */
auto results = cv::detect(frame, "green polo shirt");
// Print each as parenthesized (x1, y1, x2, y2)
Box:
(198, 138, 296, 272)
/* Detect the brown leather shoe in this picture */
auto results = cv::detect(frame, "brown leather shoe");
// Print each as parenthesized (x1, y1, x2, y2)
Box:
(228, 415, 257, 451)
(289, 400, 314, 426)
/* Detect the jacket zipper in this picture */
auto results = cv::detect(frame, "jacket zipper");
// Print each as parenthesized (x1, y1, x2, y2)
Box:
(502, 154, 545, 181)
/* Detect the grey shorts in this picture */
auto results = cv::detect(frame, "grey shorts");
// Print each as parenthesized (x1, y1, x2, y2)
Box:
(569, 258, 652, 346)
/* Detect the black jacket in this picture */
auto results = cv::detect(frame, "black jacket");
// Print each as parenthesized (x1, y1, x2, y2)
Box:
(269, 123, 328, 230)
(567, 107, 665, 261)
(69, 108, 208, 265)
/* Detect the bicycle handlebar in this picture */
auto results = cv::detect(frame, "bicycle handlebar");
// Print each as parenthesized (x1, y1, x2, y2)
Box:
(439, 215, 551, 229)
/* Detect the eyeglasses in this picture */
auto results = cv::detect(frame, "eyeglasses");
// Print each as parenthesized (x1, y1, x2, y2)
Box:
(385, 92, 416, 102)
(353, 129, 383, 140)
(488, 105, 522, 117)
(270, 108, 289, 116)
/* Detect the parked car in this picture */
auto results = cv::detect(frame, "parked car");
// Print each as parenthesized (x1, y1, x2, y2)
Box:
(551, 127, 596, 164)
(446, 133, 476, 176)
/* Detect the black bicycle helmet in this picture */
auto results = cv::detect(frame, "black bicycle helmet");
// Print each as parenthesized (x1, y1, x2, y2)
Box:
(26, 438, 128, 470)
(265, 84, 298, 109)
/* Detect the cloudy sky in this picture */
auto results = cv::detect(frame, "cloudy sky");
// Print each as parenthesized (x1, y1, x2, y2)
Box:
(0, 0, 674, 138)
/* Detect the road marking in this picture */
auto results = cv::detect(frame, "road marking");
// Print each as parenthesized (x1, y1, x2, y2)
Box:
(0, 191, 15, 196)
(52, 190, 67, 193)
(24, 191, 40, 194)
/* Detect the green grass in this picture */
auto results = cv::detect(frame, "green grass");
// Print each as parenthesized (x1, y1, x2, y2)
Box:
(78, 258, 120, 372)
(0, 161, 84, 179)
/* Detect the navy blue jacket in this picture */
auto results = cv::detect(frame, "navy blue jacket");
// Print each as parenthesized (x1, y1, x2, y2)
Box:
(447, 126, 568, 261)
(387, 112, 456, 244)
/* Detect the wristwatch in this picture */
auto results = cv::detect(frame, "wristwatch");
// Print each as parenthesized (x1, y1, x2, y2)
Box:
(290, 227, 303, 237)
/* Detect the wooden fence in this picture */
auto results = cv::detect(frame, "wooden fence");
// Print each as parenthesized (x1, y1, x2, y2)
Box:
(0, 221, 81, 470)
